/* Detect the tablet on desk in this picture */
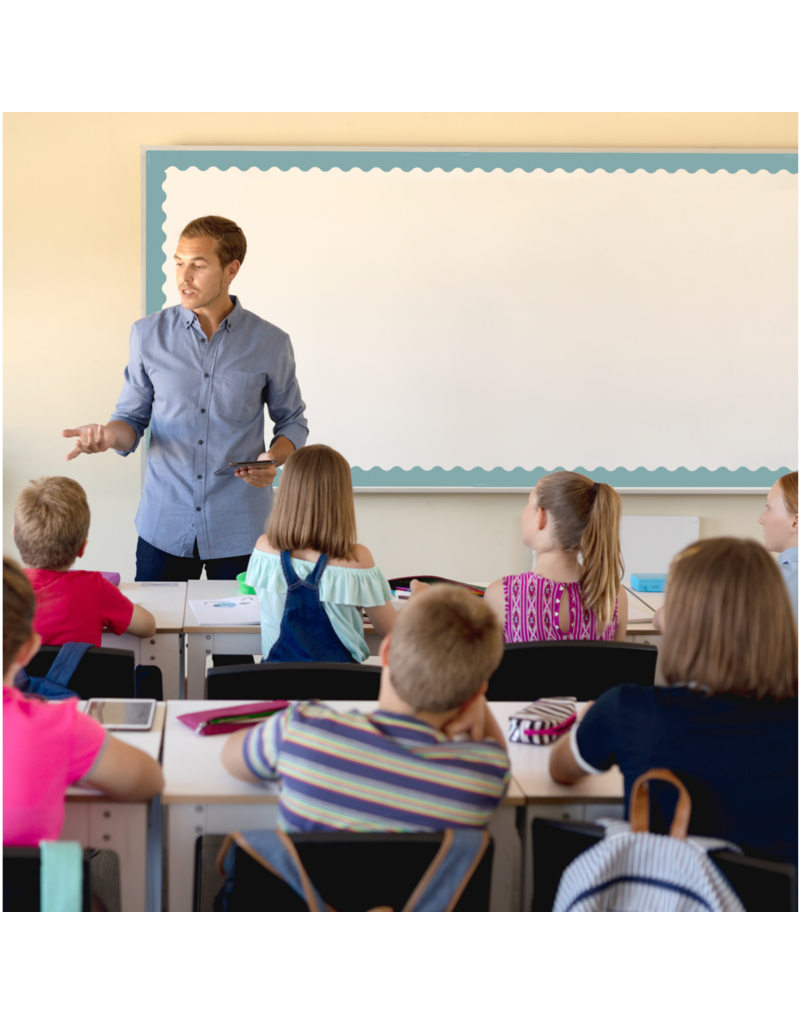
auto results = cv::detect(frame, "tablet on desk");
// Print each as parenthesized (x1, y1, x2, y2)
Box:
(85, 699, 156, 731)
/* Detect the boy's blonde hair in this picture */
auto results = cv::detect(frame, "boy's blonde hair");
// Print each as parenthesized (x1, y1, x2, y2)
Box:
(14, 476, 91, 571)
(535, 471, 623, 633)
(389, 587, 504, 713)
(266, 445, 357, 561)
(661, 537, 797, 701)
(3, 556, 36, 675)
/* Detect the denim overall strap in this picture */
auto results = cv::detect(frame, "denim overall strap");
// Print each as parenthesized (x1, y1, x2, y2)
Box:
(216, 830, 331, 912)
(402, 830, 491, 912)
(279, 549, 301, 588)
(267, 552, 355, 663)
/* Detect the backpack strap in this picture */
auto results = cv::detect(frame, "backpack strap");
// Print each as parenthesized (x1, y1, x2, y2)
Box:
(402, 829, 491, 912)
(44, 643, 94, 687)
(629, 768, 692, 839)
(216, 829, 331, 912)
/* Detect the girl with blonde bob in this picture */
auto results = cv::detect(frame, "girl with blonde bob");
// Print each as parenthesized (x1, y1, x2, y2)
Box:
(550, 538, 798, 862)
(484, 471, 627, 643)
(245, 445, 396, 662)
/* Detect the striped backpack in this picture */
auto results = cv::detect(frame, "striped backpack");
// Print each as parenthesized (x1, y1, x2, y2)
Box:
(553, 769, 745, 912)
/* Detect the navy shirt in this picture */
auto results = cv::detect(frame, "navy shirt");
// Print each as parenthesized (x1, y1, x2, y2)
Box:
(111, 298, 308, 560)
(573, 684, 798, 863)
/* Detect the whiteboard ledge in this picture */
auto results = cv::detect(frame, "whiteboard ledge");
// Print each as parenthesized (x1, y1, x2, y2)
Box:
(353, 487, 770, 495)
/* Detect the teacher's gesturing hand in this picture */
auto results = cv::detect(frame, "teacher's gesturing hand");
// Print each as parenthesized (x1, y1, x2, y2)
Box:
(62, 421, 136, 461)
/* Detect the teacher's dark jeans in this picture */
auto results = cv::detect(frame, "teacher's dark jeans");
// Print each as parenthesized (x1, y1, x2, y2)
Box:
(135, 537, 254, 667)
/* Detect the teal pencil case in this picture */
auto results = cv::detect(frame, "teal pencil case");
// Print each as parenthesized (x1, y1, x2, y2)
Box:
(630, 573, 667, 593)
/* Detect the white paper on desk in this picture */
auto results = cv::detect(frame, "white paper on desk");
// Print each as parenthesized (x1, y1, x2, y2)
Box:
(627, 607, 654, 623)
(190, 595, 261, 626)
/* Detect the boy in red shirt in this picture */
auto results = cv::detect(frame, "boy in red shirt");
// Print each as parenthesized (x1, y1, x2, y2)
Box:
(13, 476, 156, 646)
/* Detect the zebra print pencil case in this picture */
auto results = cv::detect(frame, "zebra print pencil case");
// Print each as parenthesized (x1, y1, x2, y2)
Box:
(508, 698, 577, 746)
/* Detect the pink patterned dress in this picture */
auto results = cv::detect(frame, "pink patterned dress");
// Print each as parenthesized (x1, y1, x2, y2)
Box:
(502, 572, 618, 643)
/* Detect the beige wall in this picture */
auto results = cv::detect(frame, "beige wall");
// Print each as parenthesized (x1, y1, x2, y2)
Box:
(3, 114, 795, 581)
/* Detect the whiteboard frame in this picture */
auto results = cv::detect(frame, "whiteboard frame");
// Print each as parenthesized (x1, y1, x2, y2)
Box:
(141, 145, 797, 494)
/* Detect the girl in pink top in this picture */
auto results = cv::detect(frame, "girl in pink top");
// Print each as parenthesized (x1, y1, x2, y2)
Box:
(3, 557, 164, 847)
(484, 472, 628, 643)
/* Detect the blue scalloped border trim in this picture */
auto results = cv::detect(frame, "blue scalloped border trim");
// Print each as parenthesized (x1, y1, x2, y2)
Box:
(145, 148, 796, 315)
(347, 466, 792, 488)
(145, 150, 796, 491)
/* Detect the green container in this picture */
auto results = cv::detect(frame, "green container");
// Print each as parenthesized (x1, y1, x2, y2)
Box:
(237, 572, 256, 595)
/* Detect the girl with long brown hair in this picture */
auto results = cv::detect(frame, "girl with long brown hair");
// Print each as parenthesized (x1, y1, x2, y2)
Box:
(484, 471, 627, 642)
(245, 444, 396, 662)
(550, 538, 798, 862)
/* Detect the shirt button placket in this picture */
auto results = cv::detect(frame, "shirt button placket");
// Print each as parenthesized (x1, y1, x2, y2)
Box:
(196, 335, 213, 526)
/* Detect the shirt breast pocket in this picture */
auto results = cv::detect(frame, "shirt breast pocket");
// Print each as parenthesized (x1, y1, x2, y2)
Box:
(219, 370, 268, 424)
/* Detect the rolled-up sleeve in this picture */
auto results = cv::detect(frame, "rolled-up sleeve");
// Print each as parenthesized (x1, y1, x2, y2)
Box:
(111, 322, 154, 455)
(265, 333, 308, 452)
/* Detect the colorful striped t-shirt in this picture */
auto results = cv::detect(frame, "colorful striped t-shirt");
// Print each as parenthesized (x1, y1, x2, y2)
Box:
(243, 702, 511, 832)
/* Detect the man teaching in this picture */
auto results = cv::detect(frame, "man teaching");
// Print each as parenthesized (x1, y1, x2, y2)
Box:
(63, 216, 308, 583)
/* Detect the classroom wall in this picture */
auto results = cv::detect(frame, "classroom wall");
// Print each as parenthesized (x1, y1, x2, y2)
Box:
(3, 113, 795, 582)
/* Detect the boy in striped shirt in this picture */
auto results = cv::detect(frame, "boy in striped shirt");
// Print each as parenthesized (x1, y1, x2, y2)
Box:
(221, 586, 510, 831)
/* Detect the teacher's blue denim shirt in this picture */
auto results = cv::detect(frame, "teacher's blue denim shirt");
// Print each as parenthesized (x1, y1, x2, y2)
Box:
(112, 297, 308, 560)
(778, 547, 798, 618)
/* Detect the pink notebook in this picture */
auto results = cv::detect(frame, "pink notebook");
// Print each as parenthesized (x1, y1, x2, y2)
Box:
(178, 701, 290, 736)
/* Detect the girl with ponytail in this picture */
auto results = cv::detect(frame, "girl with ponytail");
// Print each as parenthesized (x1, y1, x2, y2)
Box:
(484, 472, 627, 642)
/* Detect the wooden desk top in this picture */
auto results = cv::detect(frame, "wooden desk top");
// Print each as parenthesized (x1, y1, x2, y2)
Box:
(491, 702, 624, 804)
(67, 702, 166, 799)
(119, 582, 188, 634)
(161, 700, 527, 807)
(184, 579, 261, 634)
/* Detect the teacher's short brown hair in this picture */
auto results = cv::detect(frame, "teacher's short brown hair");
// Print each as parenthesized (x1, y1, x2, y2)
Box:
(661, 537, 797, 701)
(180, 215, 247, 268)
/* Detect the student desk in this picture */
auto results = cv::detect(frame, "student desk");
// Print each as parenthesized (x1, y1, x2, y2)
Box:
(491, 702, 625, 911)
(61, 702, 166, 912)
(161, 699, 524, 912)
(183, 580, 262, 699)
(102, 582, 188, 700)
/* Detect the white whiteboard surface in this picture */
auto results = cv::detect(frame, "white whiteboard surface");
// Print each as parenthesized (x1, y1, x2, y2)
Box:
(618, 515, 700, 586)
(158, 162, 796, 482)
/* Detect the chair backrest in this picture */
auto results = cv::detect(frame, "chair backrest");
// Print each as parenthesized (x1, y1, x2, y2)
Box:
(25, 645, 136, 700)
(203, 831, 494, 912)
(531, 817, 798, 912)
(3, 846, 91, 912)
(487, 640, 657, 701)
(205, 661, 382, 700)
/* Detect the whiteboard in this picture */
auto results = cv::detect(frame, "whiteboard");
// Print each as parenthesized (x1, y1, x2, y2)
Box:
(531, 515, 700, 586)
(144, 148, 797, 490)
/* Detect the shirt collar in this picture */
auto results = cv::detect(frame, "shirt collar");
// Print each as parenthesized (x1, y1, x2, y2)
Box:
(779, 547, 798, 566)
(182, 295, 244, 332)
(369, 709, 448, 743)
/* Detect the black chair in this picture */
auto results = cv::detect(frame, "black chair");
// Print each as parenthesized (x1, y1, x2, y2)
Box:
(24, 645, 137, 700)
(487, 640, 657, 701)
(205, 661, 382, 700)
(3, 846, 91, 912)
(197, 832, 494, 912)
(530, 818, 798, 912)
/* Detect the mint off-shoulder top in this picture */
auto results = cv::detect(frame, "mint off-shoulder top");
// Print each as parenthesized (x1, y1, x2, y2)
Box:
(245, 549, 394, 662)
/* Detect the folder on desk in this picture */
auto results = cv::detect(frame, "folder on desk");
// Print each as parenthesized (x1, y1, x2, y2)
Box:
(178, 700, 289, 736)
(388, 576, 486, 597)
